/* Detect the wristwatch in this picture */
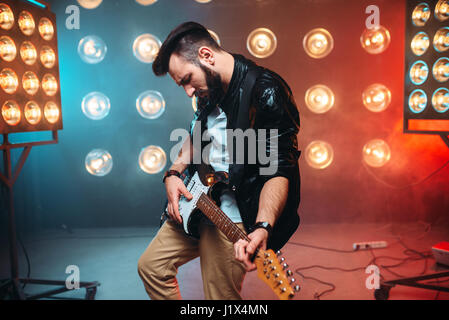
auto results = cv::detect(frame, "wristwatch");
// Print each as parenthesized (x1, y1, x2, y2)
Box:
(162, 170, 181, 183)
(249, 221, 273, 238)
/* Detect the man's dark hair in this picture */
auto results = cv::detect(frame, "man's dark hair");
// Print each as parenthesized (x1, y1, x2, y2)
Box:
(152, 21, 222, 76)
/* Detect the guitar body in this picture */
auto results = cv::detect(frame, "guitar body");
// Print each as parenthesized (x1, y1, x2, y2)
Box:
(166, 164, 230, 239)
(161, 164, 299, 299)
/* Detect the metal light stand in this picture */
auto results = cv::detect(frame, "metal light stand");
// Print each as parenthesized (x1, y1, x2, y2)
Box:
(0, 132, 100, 300)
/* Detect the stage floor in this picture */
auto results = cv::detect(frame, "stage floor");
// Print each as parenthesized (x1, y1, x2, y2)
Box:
(1, 222, 448, 300)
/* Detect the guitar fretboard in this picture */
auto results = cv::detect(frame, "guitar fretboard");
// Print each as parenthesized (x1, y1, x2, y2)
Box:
(196, 193, 249, 244)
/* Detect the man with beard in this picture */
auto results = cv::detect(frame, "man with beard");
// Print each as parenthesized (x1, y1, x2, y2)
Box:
(137, 22, 301, 300)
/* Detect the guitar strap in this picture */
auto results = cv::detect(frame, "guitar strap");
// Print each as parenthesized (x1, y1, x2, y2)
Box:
(229, 66, 261, 189)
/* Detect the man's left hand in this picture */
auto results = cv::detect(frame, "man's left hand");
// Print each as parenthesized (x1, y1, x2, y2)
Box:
(234, 228, 268, 271)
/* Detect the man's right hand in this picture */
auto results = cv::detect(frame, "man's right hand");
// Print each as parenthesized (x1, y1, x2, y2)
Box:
(165, 176, 193, 224)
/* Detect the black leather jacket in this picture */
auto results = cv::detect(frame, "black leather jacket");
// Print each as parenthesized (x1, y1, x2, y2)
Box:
(189, 54, 301, 251)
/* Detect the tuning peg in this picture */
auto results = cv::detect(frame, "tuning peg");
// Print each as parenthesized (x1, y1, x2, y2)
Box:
(274, 273, 280, 278)
(276, 250, 282, 256)
(276, 280, 284, 287)
(294, 285, 301, 292)
(282, 263, 289, 270)
(264, 252, 271, 258)
(279, 257, 286, 263)
(290, 277, 296, 284)
(286, 269, 293, 277)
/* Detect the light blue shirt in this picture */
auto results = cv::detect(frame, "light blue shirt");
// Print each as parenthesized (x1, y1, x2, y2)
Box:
(206, 106, 242, 223)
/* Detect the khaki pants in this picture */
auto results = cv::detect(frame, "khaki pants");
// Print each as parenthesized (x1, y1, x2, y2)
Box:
(137, 219, 247, 300)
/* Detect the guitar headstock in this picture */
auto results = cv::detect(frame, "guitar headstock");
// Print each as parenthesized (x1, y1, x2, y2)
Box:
(255, 249, 300, 300)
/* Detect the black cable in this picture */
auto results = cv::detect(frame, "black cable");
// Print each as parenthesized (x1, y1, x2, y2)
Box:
(363, 158, 449, 190)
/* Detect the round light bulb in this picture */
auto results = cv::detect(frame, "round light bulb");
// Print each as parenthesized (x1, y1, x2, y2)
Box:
(0, 36, 17, 62)
(360, 25, 391, 54)
(208, 29, 221, 45)
(0, 3, 14, 30)
(0, 68, 19, 94)
(433, 27, 449, 53)
(22, 71, 39, 95)
(24, 101, 42, 125)
(78, 35, 107, 64)
(247, 28, 277, 58)
(18, 11, 35, 36)
(412, 3, 431, 26)
(82, 92, 111, 120)
(38, 17, 54, 41)
(135, 0, 158, 5)
(136, 90, 165, 119)
(303, 28, 334, 59)
(2, 100, 21, 126)
(432, 57, 449, 82)
(411, 32, 430, 56)
(42, 74, 58, 96)
(408, 89, 427, 114)
(85, 149, 113, 177)
(432, 88, 449, 113)
(77, 0, 103, 9)
(40, 45, 56, 68)
(363, 84, 391, 112)
(133, 33, 161, 63)
(139, 145, 167, 174)
(305, 140, 334, 169)
(435, 0, 449, 22)
(409, 60, 429, 85)
(304, 84, 335, 114)
(44, 101, 60, 124)
(363, 139, 391, 168)
(20, 41, 37, 65)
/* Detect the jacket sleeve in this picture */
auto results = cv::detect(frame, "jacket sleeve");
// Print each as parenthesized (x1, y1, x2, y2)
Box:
(252, 72, 301, 184)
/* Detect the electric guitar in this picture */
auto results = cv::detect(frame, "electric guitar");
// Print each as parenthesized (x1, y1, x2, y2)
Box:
(162, 165, 299, 300)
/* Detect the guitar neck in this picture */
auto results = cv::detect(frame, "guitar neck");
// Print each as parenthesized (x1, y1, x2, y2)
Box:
(196, 193, 249, 243)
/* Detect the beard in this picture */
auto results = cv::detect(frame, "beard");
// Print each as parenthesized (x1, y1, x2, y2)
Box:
(198, 64, 225, 109)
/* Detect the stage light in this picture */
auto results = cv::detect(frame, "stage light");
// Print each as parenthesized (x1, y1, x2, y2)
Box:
(195, 0, 212, 3)
(85, 149, 113, 177)
(303, 28, 334, 59)
(433, 57, 449, 82)
(138, 145, 167, 174)
(360, 25, 391, 54)
(305, 140, 334, 169)
(2, 100, 21, 126)
(411, 32, 430, 56)
(362, 84, 391, 113)
(1, 68, 18, 94)
(24, 101, 41, 125)
(362, 139, 391, 168)
(18, 10, 35, 36)
(135, 0, 157, 5)
(22, 71, 39, 96)
(435, 0, 449, 21)
(246, 28, 277, 59)
(409, 60, 429, 85)
(136, 90, 165, 119)
(82, 92, 110, 120)
(133, 33, 161, 64)
(77, 0, 103, 9)
(20, 41, 37, 65)
(208, 29, 220, 45)
(408, 89, 428, 113)
(38, 17, 54, 41)
(78, 35, 107, 64)
(432, 87, 449, 113)
(304, 84, 335, 114)
(412, 2, 431, 26)
(0, 3, 14, 30)
(433, 27, 449, 52)
(42, 74, 57, 96)
(44, 101, 59, 124)
(0, 36, 17, 62)
(40, 45, 55, 68)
